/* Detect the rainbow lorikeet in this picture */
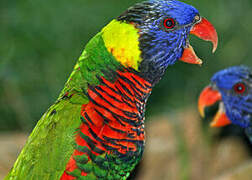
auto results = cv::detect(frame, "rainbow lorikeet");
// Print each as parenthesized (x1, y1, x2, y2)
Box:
(6, 0, 218, 179)
(198, 66, 252, 143)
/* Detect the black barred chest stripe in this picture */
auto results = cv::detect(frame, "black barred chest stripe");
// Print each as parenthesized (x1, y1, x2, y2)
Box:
(89, 85, 140, 118)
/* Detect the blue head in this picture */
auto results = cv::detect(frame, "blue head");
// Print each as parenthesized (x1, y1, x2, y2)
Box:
(117, 0, 217, 84)
(211, 66, 252, 128)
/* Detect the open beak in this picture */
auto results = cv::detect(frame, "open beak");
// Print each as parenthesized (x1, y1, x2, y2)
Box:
(180, 18, 218, 65)
(198, 86, 231, 127)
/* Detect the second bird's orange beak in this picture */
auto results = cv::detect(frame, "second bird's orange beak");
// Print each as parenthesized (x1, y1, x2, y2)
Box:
(198, 86, 232, 127)
(180, 18, 218, 65)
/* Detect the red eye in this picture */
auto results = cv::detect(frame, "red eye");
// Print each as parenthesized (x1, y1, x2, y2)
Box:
(163, 18, 176, 29)
(233, 83, 246, 94)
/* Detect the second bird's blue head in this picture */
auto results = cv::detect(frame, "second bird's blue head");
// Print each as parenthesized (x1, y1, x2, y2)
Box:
(199, 66, 252, 131)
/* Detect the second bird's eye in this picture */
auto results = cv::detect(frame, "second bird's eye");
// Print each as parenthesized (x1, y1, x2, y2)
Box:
(163, 18, 176, 29)
(233, 82, 246, 94)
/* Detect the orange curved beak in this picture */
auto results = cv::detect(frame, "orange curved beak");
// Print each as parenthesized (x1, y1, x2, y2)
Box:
(198, 86, 231, 127)
(180, 17, 218, 65)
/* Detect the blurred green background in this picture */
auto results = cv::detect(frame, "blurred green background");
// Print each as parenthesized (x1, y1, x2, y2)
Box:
(1, 0, 252, 132)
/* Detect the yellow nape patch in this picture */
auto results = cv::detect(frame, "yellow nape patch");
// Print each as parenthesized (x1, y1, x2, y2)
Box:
(102, 20, 142, 70)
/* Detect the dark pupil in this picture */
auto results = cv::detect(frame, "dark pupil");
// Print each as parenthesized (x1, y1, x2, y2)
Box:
(234, 83, 246, 94)
(237, 86, 243, 92)
(166, 20, 173, 27)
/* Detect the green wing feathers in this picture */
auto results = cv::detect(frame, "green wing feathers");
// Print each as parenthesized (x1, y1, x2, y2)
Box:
(5, 100, 83, 180)
(5, 31, 121, 180)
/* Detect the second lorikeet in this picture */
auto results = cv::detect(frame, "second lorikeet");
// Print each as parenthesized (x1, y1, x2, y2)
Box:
(198, 66, 252, 143)
(6, 0, 218, 179)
